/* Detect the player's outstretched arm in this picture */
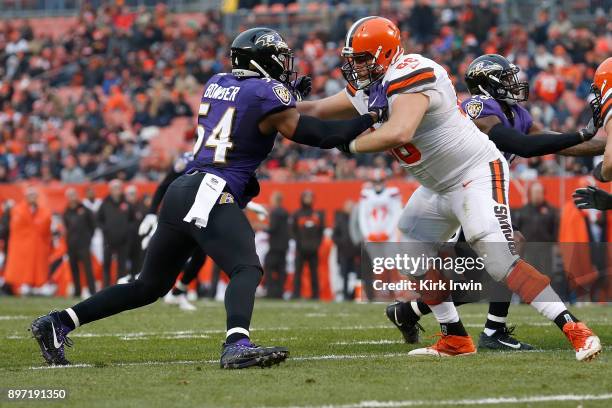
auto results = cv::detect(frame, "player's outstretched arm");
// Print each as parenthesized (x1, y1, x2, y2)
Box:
(259, 107, 376, 149)
(346, 93, 428, 153)
(527, 121, 605, 157)
(473, 115, 602, 158)
(297, 90, 359, 120)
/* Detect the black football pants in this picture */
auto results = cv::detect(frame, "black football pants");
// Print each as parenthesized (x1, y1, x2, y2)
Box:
(72, 172, 262, 333)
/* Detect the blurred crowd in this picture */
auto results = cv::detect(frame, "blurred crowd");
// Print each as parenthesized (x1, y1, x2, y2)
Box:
(0, 1, 611, 184)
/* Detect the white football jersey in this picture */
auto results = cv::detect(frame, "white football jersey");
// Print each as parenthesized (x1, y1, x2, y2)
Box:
(345, 54, 501, 192)
(358, 185, 402, 241)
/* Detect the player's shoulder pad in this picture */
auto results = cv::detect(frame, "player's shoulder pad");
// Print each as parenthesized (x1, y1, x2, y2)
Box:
(256, 77, 295, 106)
(461, 94, 499, 120)
(384, 54, 438, 97)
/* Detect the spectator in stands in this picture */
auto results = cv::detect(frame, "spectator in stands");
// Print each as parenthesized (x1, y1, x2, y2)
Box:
(408, 0, 436, 44)
(63, 188, 96, 298)
(534, 63, 566, 105)
(291, 191, 324, 300)
(60, 155, 87, 183)
(3, 187, 52, 295)
(97, 179, 132, 287)
(264, 191, 290, 299)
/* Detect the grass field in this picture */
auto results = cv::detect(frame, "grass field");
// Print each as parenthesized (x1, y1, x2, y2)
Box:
(0, 297, 610, 408)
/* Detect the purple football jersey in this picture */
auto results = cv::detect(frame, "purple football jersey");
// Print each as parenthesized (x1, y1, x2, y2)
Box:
(461, 94, 533, 163)
(187, 73, 296, 207)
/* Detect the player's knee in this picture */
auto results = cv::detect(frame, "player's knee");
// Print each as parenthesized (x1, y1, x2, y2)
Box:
(469, 238, 519, 281)
(505, 259, 550, 303)
(133, 278, 169, 304)
(228, 264, 263, 283)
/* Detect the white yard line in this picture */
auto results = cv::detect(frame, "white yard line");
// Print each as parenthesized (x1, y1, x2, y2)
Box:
(9, 319, 612, 340)
(257, 393, 612, 408)
(0, 315, 29, 320)
(26, 346, 612, 371)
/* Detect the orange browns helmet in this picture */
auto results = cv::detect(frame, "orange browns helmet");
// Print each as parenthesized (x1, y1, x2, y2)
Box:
(591, 57, 612, 128)
(341, 16, 403, 91)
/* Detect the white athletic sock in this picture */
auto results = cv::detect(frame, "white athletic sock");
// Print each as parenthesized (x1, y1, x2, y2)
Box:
(410, 301, 423, 317)
(429, 302, 459, 324)
(484, 313, 507, 336)
(175, 281, 188, 292)
(65, 308, 80, 329)
(530, 285, 567, 321)
(226, 327, 249, 339)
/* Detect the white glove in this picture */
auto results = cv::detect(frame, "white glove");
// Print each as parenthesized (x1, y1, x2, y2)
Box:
(246, 201, 268, 221)
(139, 213, 158, 250)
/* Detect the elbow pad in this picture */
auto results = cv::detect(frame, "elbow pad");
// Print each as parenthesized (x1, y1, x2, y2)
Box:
(291, 114, 374, 149)
(488, 123, 582, 158)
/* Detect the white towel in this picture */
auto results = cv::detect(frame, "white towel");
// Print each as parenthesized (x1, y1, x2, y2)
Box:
(183, 173, 227, 228)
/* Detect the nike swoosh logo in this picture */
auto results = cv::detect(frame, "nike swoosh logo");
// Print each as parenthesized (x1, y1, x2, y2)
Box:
(498, 339, 521, 349)
(51, 322, 63, 349)
(462, 180, 473, 188)
(394, 308, 403, 327)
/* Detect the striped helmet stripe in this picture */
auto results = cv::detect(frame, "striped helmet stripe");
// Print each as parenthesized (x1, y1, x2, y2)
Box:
(345, 16, 378, 48)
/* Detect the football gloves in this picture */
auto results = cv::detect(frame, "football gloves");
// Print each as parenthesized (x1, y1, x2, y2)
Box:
(291, 76, 312, 101)
(367, 80, 389, 122)
(578, 118, 598, 141)
(139, 213, 158, 250)
(573, 186, 612, 211)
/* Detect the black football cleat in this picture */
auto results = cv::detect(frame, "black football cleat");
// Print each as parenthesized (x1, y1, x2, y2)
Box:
(220, 339, 288, 369)
(477, 326, 534, 351)
(30, 311, 73, 365)
(385, 301, 424, 344)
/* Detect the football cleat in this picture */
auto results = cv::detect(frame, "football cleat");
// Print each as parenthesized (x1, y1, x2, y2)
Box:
(30, 311, 73, 365)
(563, 322, 602, 361)
(477, 326, 534, 351)
(408, 333, 476, 357)
(220, 339, 289, 369)
(385, 301, 424, 344)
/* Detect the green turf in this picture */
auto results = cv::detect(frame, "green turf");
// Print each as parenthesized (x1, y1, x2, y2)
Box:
(0, 297, 610, 407)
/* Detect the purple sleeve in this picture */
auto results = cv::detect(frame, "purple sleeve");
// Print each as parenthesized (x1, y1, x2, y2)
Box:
(258, 80, 296, 118)
(461, 96, 505, 121)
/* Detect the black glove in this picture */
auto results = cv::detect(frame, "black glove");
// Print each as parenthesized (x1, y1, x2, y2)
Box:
(335, 142, 352, 156)
(573, 186, 612, 211)
(291, 76, 312, 101)
(578, 118, 598, 141)
(593, 161, 608, 182)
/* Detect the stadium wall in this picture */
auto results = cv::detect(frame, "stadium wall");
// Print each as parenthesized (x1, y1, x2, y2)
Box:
(1, 177, 609, 224)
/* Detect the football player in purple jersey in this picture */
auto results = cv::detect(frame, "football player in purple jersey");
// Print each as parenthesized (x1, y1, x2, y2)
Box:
(30, 27, 387, 369)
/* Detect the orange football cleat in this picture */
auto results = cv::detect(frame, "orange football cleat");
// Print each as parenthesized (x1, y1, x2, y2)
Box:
(408, 333, 476, 357)
(563, 322, 602, 361)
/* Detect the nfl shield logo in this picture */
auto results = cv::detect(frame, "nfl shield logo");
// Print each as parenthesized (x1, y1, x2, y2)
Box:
(273, 85, 292, 105)
(465, 100, 483, 119)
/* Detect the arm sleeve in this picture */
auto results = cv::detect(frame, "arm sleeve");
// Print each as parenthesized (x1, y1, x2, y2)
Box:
(488, 123, 583, 158)
(149, 169, 181, 214)
(291, 114, 374, 148)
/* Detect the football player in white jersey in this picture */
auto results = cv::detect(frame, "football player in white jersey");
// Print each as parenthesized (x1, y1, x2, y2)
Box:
(298, 16, 601, 361)
(358, 170, 402, 244)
